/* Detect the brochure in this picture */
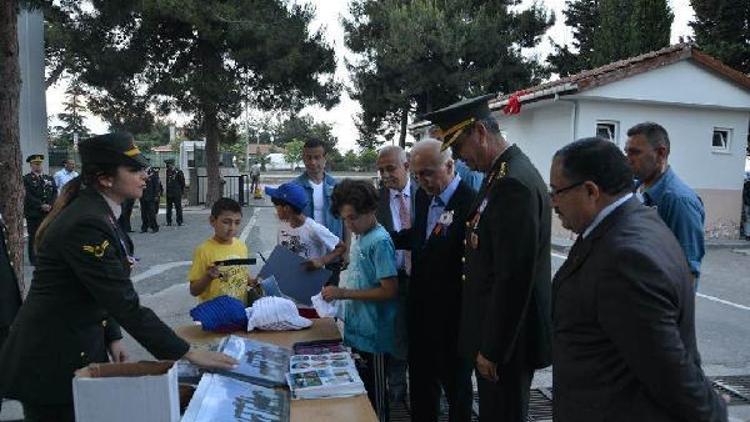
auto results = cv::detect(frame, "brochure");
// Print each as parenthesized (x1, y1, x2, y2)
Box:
(214, 335, 292, 388)
(182, 373, 290, 422)
(287, 352, 365, 400)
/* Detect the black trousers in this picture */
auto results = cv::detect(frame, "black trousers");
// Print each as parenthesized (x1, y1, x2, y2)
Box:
(119, 199, 134, 232)
(22, 402, 75, 422)
(25, 217, 42, 265)
(409, 341, 473, 422)
(139, 199, 159, 231)
(353, 349, 390, 422)
(476, 360, 533, 422)
(166, 196, 183, 225)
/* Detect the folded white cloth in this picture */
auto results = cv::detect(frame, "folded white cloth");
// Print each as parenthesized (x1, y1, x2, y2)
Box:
(246, 296, 312, 331)
(311, 293, 340, 319)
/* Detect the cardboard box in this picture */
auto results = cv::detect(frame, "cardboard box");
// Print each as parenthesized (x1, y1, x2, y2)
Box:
(73, 361, 180, 422)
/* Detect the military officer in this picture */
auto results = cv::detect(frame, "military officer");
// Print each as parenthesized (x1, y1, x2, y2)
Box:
(23, 154, 57, 265)
(140, 166, 162, 232)
(165, 158, 186, 226)
(424, 95, 552, 422)
(0, 133, 236, 421)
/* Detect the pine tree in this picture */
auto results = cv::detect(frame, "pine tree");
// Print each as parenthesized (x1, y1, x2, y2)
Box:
(53, 77, 89, 147)
(549, 0, 673, 75)
(690, 0, 750, 73)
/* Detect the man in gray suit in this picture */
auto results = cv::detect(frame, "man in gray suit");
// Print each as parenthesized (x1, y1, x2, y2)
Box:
(550, 138, 726, 421)
(375, 145, 415, 405)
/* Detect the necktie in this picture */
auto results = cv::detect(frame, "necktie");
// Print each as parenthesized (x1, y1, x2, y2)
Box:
(397, 193, 412, 275)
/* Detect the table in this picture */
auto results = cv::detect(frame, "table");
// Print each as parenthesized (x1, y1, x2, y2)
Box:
(176, 318, 378, 422)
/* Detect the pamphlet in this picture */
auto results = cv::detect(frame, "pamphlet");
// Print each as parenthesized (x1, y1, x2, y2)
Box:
(287, 352, 365, 400)
(214, 335, 292, 388)
(182, 373, 290, 422)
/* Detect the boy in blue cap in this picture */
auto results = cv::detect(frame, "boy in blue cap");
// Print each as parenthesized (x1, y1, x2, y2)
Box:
(265, 182, 346, 273)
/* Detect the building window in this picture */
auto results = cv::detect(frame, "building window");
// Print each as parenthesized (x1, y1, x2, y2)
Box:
(596, 121, 619, 143)
(712, 128, 731, 152)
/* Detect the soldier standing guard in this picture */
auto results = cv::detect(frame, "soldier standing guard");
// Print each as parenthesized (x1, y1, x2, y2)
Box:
(424, 95, 552, 422)
(23, 154, 57, 265)
(165, 159, 186, 226)
(140, 166, 162, 233)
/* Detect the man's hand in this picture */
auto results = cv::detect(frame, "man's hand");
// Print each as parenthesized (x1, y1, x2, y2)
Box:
(304, 258, 324, 271)
(41, 204, 51, 212)
(322, 286, 344, 302)
(476, 352, 499, 382)
(108, 339, 129, 363)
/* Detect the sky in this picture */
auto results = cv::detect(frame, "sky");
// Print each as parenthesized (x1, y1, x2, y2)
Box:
(46, 0, 696, 152)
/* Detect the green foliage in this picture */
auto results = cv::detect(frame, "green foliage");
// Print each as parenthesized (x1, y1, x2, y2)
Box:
(690, 0, 750, 74)
(284, 140, 305, 169)
(345, 0, 553, 147)
(342, 150, 360, 171)
(51, 77, 89, 147)
(48, 0, 340, 204)
(133, 120, 170, 150)
(273, 114, 338, 153)
(357, 148, 378, 172)
(549, 0, 673, 76)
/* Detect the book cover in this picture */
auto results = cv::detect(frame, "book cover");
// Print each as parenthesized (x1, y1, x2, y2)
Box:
(214, 335, 292, 388)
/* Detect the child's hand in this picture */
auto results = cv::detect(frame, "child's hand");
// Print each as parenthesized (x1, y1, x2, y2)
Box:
(322, 286, 343, 302)
(206, 265, 221, 280)
(304, 259, 324, 271)
(247, 276, 258, 287)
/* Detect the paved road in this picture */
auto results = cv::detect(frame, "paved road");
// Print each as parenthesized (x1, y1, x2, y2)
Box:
(3, 200, 750, 420)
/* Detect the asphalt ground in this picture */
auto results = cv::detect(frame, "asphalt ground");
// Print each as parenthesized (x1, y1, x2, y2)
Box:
(3, 198, 750, 420)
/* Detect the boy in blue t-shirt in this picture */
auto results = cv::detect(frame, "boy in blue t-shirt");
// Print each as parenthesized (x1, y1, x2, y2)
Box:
(322, 179, 398, 421)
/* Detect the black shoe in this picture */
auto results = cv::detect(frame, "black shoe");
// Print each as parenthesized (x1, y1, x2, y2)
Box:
(140, 229, 148, 233)
(152, 227, 159, 233)
(177, 222, 182, 226)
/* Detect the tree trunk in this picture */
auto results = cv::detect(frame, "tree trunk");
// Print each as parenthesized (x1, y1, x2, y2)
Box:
(398, 104, 409, 149)
(203, 107, 222, 207)
(0, 0, 26, 295)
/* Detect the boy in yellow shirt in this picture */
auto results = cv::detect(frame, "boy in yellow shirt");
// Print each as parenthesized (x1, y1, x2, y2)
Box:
(188, 198, 254, 305)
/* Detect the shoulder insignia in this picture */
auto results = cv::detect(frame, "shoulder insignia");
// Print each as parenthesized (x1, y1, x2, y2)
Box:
(496, 162, 508, 180)
(82, 240, 110, 258)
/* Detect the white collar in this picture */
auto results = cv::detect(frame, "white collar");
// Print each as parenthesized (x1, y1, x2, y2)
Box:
(390, 179, 411, 199)
(582, 193, 632, 238)
(99, 192, 123, 220)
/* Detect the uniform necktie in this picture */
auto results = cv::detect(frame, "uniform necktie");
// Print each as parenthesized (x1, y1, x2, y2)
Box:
(397, 192, 411, 275)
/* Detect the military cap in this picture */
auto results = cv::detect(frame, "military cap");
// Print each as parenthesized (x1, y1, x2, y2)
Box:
(26, 154, 44, 164)
(422, 93, 496, 151)
(78, 133, 149, 169)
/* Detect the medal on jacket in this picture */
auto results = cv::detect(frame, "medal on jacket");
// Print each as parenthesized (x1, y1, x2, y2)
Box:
(468, 213, 481, 249)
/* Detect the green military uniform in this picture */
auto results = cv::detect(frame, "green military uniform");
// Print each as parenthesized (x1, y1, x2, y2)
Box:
(0, 134, 189, 413)
(23, 154, 57, 265)
(425, 96, 552, 422)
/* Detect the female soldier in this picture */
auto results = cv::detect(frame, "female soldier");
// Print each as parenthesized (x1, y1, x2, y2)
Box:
(0, 133, 236, 421)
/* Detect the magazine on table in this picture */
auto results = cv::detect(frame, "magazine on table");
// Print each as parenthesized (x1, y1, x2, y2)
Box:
(182, 373, 290, 422)
(213, 335, 292, 388)
(286, 352, 365, 400)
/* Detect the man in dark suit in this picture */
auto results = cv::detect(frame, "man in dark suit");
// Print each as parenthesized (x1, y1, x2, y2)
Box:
(392, 139, 476, 421)
(0, 211, 21, 414)
(165, 159, 186, 226)
(140, 167, 162, 233)
(424, 95, 552, 421)
(375, 145, 415, 404)
(549, 138, 726, 421)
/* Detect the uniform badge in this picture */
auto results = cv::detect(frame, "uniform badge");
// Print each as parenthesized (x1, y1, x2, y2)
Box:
(82, 240, 110, 258)
(432, 210, 454, 237)
(469, 232, 479, 249)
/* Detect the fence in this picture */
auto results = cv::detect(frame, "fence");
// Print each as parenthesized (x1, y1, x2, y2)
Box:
(194, 175, 248, 206)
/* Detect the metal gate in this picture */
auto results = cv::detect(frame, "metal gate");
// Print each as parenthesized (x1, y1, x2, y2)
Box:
(195, 175, 247, 206)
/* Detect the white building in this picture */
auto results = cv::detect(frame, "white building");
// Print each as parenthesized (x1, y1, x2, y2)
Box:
(413, 44, 750, 239)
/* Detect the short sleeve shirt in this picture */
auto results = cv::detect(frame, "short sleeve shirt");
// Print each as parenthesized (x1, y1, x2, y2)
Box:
(188, 238, 250, 305)
(341, 224, 398, 354)
(278, 217, 340, 259)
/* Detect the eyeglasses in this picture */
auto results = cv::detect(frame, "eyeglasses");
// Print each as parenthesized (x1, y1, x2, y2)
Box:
(549, 181, 585, 198)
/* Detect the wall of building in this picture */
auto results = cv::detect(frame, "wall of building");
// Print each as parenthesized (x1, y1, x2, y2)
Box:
(18, 9, 48, 172)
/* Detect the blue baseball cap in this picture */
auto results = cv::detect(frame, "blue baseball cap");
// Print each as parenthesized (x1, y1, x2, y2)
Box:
(265, 182, 308, 210)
